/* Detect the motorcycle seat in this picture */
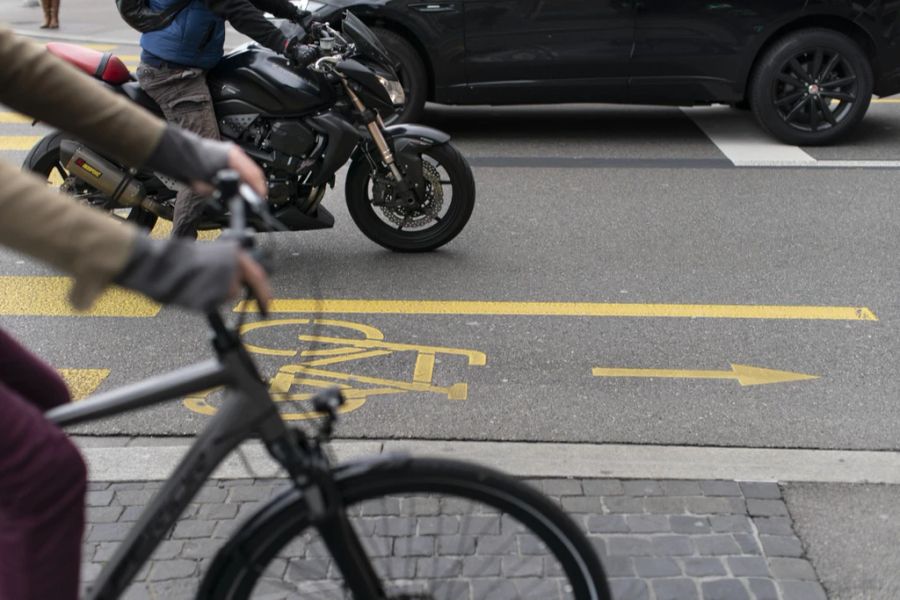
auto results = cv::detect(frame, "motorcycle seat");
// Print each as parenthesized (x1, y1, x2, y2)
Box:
(46, 42, 131, 85)
(120, 82, 164, 117)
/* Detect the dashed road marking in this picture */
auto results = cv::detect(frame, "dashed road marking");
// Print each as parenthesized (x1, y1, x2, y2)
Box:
(58, 368, 110, 400)
(0, 276, 160, 317)
(0, 135, 41, 151)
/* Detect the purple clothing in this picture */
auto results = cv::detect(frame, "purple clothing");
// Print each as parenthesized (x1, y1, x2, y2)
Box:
(0, 328, 86, 600)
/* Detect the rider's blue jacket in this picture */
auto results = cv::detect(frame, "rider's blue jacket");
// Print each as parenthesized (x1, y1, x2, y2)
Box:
(141, 0, 226, 69)
(140, 0, 298, 70)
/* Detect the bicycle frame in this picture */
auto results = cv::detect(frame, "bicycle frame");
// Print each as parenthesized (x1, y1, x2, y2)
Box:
(46, 314, 388, 600)
(42, 178, 393, 600)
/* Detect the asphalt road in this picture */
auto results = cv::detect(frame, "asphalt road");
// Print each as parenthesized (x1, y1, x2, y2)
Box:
(5, 15, 900, 597)
(3, 84, 900, 448)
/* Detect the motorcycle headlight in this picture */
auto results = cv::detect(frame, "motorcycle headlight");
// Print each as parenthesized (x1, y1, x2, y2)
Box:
(377, 75, 406, 106)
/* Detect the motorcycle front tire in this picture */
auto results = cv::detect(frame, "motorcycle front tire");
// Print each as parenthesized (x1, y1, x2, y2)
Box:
(345, 142, 475, 252)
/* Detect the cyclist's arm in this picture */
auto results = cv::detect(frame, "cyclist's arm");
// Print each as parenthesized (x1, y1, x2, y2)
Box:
(0, 162, 256, 311)
(0, 26, 164, 167)
(0, 161, 138, 309)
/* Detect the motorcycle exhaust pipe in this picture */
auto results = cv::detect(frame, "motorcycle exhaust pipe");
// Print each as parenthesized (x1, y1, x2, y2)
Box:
(60, 141, 146, 208)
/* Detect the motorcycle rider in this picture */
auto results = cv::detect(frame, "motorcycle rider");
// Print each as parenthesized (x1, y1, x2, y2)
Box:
(0, 26, 272, 599)
(136, 0, 321, 239)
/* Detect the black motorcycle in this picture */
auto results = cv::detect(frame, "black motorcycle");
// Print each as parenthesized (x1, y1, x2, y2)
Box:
(24, 12, 475, 252)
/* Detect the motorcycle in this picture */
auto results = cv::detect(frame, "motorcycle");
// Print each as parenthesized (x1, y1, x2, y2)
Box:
(23, 12, 475, 252)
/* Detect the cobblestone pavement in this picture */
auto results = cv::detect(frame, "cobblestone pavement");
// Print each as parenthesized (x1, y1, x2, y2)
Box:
(82, 478, 826, 600)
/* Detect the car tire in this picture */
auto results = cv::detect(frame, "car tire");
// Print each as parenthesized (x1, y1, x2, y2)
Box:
(372, 27, 427, 124)
(750, 28, 872, 146)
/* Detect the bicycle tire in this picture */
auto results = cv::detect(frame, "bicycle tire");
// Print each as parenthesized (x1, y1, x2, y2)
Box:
(201, 457, 611, 599)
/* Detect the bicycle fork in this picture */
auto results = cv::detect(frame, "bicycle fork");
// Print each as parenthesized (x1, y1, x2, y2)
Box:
(265, 425, 387, 599)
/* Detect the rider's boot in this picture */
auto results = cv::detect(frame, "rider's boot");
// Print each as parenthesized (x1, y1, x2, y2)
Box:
(48, 0, 59, 29)
(39, 0, 51, 28)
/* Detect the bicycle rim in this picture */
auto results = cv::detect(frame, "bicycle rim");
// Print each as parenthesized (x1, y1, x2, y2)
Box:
(213, 458, 610, 599)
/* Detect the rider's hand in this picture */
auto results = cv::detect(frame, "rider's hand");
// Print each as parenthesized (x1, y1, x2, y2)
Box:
(190, 144, 267, 199)
(288, 7, 311, 24)
(285, 37, 319, 68)
(229, 251, 272, 314)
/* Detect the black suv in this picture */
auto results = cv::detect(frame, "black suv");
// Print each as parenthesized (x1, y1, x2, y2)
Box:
(301, 0, 900, 145)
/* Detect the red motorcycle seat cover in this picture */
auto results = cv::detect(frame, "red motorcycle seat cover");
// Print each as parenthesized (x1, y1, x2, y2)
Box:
(46, 42, 131, 85)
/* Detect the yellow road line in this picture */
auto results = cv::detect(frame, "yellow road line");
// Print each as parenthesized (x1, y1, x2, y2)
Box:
(872, 98, 900, 103)
(236, 299, 878, 321)
(0, 112, 32, 124)
(58, 368, 110, 400)
(150, 219, 221, 241)
(0, 135, 41, 151)
(0, 276, 160, 317)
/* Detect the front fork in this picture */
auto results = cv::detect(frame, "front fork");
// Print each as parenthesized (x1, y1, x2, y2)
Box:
(264, 392, 388, 599)
(341, 80, 411, 193)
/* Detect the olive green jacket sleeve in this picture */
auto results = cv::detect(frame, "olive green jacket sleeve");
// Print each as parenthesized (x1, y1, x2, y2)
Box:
(0, 161, 136, 309)
(0, 26, 167, 308)
(0, 26, 165, 166)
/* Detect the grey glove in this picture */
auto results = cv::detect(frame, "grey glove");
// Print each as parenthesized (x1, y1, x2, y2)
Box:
(114, 237, 238, 312)
(144, 125, 231, 185)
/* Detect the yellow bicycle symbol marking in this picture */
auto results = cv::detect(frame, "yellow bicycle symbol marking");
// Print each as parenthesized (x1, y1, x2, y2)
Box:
(184, 318, 486, 420)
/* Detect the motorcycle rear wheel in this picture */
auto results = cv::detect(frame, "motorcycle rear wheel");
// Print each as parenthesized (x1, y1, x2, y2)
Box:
(22, 131, 159, 230)
(346, 142, 475, 252)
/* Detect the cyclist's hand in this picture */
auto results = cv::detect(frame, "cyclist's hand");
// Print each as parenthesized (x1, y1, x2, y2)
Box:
(190, 145, 266, 199)
(229, 251, 272, 313)
(226, 145, 267, 198)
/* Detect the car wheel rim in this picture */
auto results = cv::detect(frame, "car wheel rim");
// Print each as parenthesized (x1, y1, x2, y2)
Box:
(772, 47, 858, 134)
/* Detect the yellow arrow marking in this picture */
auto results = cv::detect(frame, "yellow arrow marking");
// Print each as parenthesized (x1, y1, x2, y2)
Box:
(57, 368, 110, 400)
(0, 276, 160, 317)
(0, 135, 41, 151)
(592, 364, 819, 386)
(236, 299, 878, 321)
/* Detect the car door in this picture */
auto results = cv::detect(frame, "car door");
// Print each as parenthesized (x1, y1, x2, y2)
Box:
(630, 0, 807, 103)
(461, 0, 634, 104)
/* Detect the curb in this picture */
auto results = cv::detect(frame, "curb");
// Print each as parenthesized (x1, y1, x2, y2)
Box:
(73, 436, 900, 484)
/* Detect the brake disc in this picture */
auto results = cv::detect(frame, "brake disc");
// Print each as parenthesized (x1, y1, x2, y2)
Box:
(379, 160, 443, 229)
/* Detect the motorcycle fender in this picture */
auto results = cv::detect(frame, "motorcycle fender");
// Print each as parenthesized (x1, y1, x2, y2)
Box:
(367, 124, 452, 196)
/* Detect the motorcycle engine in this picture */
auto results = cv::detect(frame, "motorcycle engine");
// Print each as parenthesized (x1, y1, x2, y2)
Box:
(248, 120, 319, 205)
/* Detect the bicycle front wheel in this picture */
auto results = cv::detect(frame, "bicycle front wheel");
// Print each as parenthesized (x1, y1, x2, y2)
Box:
(206, 457, 610, 599)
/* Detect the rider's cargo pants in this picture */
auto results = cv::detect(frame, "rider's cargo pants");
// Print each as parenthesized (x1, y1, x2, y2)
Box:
(0, 328, 85, 600)
(136, 63, 222, 240)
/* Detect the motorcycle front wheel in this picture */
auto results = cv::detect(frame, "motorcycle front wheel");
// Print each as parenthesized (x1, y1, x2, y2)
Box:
(22, 131, 159, 230)
(346, 142, 475, 252)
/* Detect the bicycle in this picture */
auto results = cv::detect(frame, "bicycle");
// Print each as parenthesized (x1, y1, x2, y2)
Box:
(47, 174, 611, 600)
